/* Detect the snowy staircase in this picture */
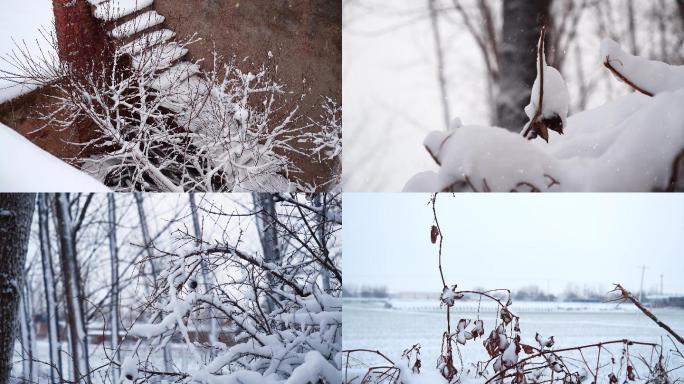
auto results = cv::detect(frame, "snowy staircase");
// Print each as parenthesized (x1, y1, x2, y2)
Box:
(88, 0, 206, 113)
(87, 0, 292, 190)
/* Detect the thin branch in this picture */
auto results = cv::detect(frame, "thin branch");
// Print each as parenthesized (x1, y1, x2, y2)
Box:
(613, 284, 684, 345)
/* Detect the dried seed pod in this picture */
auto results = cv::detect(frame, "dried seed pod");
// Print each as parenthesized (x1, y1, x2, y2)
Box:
(430, 225, 439, 244)
(188, 279, 198, 290)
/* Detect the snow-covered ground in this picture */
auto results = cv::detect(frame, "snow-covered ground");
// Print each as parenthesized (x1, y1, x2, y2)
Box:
(344, 300, 684, 382)
(346, 298, 651, 314)
(0, 122, 108, 191)
(13, 340, 198, 383)
(0, 0, 54, 103)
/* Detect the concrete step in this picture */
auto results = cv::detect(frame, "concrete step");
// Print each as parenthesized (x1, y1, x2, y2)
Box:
(118, 29, 176, 56)
(131, 41, 188, 73)
(150, 62, 201, 91)
(91, 0, 155, 22)
(110, 10, 165, 39)
(161, 75, 207, 113)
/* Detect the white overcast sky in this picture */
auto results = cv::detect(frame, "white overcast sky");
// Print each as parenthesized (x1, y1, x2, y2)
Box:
(344, 193, 684, 295)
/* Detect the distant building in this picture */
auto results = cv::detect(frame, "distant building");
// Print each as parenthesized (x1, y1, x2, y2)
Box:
(647, 294, 684, 308)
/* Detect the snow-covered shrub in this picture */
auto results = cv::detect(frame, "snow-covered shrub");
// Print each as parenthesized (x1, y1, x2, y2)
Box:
(308, 97, 342, 163)
(0, 30, 341, 192)
(405, 36, 684, 192)
(115, 193, 342, 383)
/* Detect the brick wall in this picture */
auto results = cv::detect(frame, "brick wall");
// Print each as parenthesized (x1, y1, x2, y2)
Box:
(52, 0, 108, 72)
(154, 0, 342, 187)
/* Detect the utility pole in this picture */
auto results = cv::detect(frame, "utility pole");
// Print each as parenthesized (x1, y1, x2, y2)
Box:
(638, 265, 647, 302)
(660, 274, 664, 295)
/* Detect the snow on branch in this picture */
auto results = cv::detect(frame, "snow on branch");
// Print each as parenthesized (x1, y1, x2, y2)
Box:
(522, 27, 570, 143)
(601, 39, 684, 97)
(405, 33, 684, 192)
(111, 194, 341, 383)
(0, 28, 340, 192)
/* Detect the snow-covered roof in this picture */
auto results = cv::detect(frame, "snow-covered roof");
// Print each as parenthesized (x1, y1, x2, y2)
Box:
(0, 122, 109, 192)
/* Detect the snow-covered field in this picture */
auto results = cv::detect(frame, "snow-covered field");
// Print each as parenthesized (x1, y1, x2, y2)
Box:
(343, 300, 684, 382)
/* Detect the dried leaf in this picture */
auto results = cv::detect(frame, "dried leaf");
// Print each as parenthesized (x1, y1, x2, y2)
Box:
(609, 373, 618, 384)
(627, 365, 635, 381)
(500, 307, 513, 325)
(430, 225, 439, 244)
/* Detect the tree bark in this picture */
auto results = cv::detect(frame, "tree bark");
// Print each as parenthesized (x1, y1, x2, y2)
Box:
(428, 0, 451, 129)
(253, 193, 282, 312)
(189, 193, 218, 358)
(495, 0, 551, 131)
(19, 279, 35, 382)
(107, 194, 120, 383)
(0, 193, 36, 383)
(53, 193, 91, 384)
(133, 193, 172, 373)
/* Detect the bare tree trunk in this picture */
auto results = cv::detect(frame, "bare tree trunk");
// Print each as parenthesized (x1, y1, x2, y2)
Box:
(107, 194, 120, 383)
(627, 0, 638, 55)
(314, 194, 331, 291)
(133, 193, 172, 374)
(189, 193, 218, 358)
(495, 0, 551, 131)
(53, 193, 91, 384)
(253, 193, 282, 312)
(0, 193, 35, 383)
(19, 278, 35, 382)
(428, 0, 451, 129)
(37, 194, 62, 383)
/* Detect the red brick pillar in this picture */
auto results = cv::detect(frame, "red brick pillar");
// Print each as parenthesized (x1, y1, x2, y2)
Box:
(52, 0, 108, 73)
(52, 0, 110, 150)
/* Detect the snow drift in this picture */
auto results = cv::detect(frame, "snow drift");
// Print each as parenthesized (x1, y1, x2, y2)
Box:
(0, 122, 109, 192)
